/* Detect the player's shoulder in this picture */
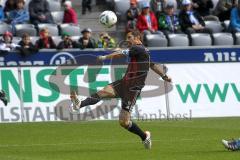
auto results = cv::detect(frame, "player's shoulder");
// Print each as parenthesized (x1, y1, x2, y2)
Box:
(130, 44, 148, 52)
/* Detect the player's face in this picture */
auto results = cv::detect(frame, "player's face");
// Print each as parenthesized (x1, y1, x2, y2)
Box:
(126, 33, 141, 46)
(126, 33, 134, 46)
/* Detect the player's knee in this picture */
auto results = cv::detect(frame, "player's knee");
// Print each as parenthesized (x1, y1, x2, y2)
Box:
(119, 119, 130, 129)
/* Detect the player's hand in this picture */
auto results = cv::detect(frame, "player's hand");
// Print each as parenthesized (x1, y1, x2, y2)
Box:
(162, 75, 172, 83)
(97, 55, 107, 61)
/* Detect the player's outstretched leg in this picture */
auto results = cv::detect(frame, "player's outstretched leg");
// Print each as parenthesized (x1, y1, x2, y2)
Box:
(70, 85, 116, 109)
(0, 90, 8, 106)
(222, 139, 240, 151)
(119, 109, 152, 149)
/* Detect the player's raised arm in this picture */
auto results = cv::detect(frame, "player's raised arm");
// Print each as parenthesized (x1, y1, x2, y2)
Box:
(150, 62, 172, 82)
(97, 49, 129, 61)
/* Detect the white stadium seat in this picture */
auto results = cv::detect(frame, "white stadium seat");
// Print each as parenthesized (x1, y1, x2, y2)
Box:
(60, 24, 81, 36)
(205, 21, 224, 33)
(15, 24, 37, 37)
(146, 34, 168, 47)
(168, 34, 189, 47)
(0, 23, 12, 35)
(213, 33, 234, 46)
(190, 33, 212, 46)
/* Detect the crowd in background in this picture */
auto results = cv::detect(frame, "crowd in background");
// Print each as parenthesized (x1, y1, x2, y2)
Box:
(1, 0, 240, 55)
(0, 0, 117, 56)
(126, 0, 240, 41)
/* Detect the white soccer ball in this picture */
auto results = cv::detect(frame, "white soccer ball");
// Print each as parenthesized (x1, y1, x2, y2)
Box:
(99, 11, 117, 28)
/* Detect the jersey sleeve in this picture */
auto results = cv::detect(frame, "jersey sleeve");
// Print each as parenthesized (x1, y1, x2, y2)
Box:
(121, 49, 130, 56)
(128, 46, 140, 57)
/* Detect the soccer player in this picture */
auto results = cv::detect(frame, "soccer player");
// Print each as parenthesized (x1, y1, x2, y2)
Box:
(222, 139, 240, 151)
(70, 30, 172, 149)
(0, 90, 8, 106)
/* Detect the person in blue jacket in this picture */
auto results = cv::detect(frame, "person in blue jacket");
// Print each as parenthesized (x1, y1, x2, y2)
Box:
(0, 2, 5, 22)
(230, 1, 240, 32)
(8, 0, 29, 33)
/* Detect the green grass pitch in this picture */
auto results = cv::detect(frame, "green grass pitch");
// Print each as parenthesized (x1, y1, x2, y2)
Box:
(0, 118, 239, 160)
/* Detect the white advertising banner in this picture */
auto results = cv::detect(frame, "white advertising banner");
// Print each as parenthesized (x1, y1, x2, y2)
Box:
(0, 63, 239, 123)
(167, 63, 240, 118)
(0, 68, 22, 122)
(0, 66, 167, 122)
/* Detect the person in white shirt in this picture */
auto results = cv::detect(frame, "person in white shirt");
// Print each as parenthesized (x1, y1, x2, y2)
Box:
(0, 31, 20, 52)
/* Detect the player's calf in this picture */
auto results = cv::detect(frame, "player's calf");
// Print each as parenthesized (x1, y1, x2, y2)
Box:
(119, 109, 149, 146)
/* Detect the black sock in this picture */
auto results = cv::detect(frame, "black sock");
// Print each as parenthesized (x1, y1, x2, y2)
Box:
(127, 121, 146, 141)
(80, 93, 101, 108)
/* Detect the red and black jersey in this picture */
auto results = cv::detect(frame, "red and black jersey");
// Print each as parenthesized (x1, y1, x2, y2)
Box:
(110, 44, 151, 109)
(122, 44, 150, 90)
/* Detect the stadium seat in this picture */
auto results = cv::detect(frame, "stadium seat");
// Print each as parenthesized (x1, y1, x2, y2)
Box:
(0, 23, 12, 35)
(1, 0, 6, 7)
(137, 0, 151, 8)
(205, 21, 224, 33)
(52, 36, 62, 45)
(234, 32, 240, 45)
(60, 24, 81, 36)
(71, 36, 81, 42)
(12, 37, 21, 44)
(114, 0, 130, 21)
(190, 33, 212, 46)
(15, 24, 37, 37)
(146, 34, 168, 47)
(51, 11, 64, 24)
(38, 23, 59, 36)
(213, 33, 234, 46)
(223, 20, 230, 32)
(168, 34, 189, 47)
(24, 0, 31, 10)
(30, 36, 39, 44)
(47, 0, 62, 11)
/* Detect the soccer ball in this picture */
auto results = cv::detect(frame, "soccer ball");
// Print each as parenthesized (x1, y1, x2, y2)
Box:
(99, 11, 117, 28)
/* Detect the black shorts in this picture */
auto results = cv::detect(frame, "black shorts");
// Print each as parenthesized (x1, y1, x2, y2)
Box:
(110, 80, 142, 112)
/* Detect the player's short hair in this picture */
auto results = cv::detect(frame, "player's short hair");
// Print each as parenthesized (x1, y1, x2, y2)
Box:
(127, 30, 143, 42)
(128, 30, 141, 38)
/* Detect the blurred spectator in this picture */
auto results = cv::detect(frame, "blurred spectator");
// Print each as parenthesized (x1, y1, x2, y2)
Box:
(29, 0, 53, 25)
(35, 28, 56, 49)
(78, 28, 96, 49)
(158, 3, 182, 35)
(0, 31, 19, 52)
(136, 2, 162, 35)
(126, 0, 140, 33)
(230, 2, 240, 32)
(82, 0, 92, 15)
(192, 0, 219, 21)
(97, 32, 116, 48)
(17, 33, 38, 56)
(150, 0, 166, 15)
(57, 32, 79, 49)
(8, 0, 29, 33)
(179, 0, 212, 34)
(63, 0, 78, 24)
(4, 0, 16, 13)
(61, 0, 66, 5)
(0, 1, 5, 22)
(192, 0, 213, 16)
(214, 0, 237, 21)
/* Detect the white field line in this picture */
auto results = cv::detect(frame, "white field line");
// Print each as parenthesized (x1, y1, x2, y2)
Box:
(0, 138, 197, 148)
